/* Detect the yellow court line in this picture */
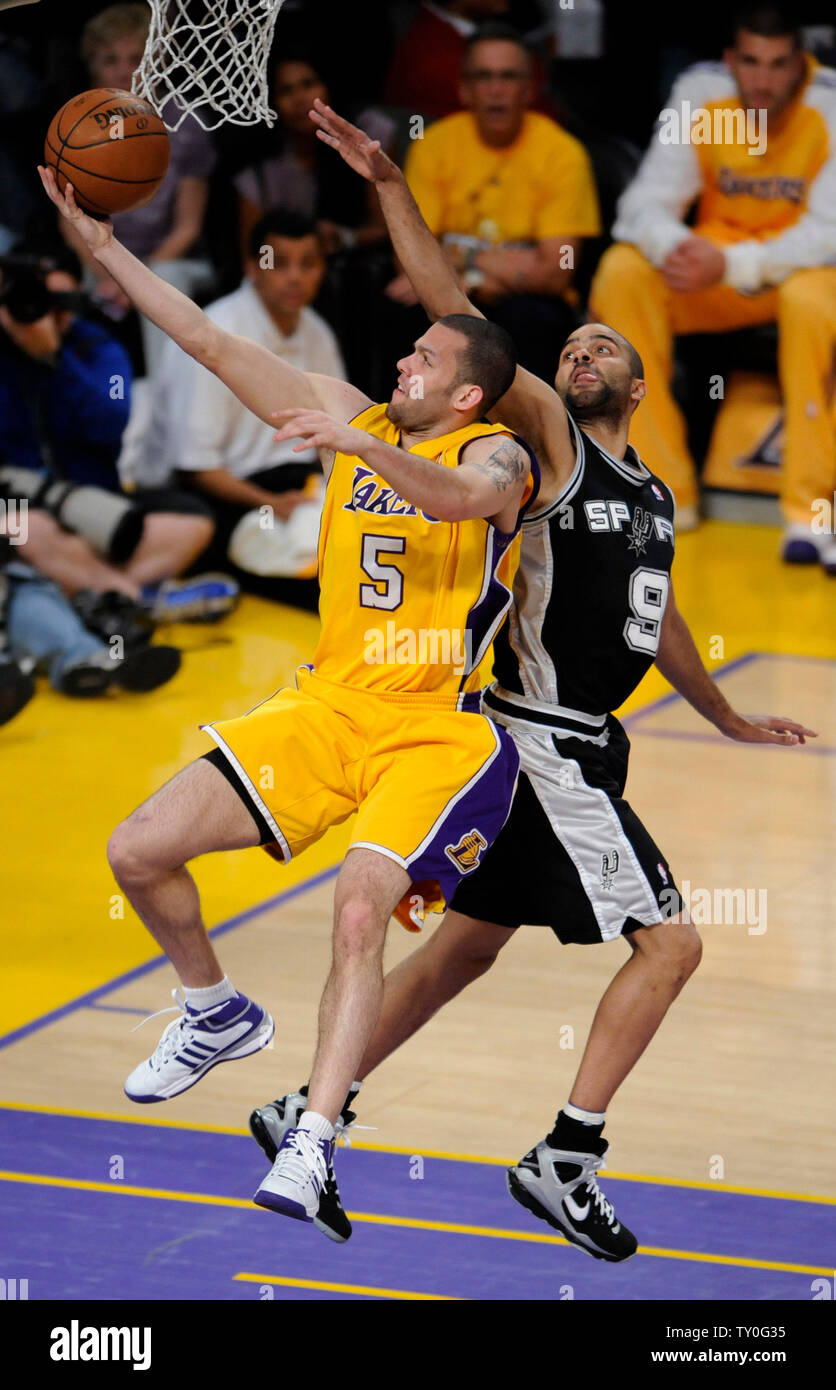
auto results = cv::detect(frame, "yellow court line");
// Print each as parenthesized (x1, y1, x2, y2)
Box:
(2, 1100, 834, 1208)
(0, 1169, 252, 1208)
(0, 1169, 829, 1277)
(0, 1099, 251, 1138)
(234, 1273, 459, 1300)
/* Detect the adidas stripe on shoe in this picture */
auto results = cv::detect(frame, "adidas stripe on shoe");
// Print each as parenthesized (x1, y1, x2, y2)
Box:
(124, 988, 274, 1102)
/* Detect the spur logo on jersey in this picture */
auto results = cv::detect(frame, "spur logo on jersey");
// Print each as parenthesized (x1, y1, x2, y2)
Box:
(445, 829, 488, 873)
(583, 499, 674, 546)
(627, 507, 654, 557)
(601, 850, 620, 890)
(343, 465, 439, 522)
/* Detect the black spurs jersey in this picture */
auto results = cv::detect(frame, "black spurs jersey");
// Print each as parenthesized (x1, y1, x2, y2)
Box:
(492, 414, 676, 718)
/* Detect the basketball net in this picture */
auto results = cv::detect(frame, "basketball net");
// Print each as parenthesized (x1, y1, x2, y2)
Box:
(132, 0, 287, 131)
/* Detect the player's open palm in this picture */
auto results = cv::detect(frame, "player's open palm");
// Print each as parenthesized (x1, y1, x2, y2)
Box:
(727, 714, 817, 746)
(309, 98, 395, 183)
(37, 165, 113, 253)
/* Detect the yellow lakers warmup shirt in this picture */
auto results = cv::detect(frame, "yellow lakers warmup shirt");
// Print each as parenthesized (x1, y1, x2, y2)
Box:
(611, 54, 836, 292)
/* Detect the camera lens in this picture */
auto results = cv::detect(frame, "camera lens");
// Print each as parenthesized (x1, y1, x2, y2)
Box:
(2, 271, 52, 325)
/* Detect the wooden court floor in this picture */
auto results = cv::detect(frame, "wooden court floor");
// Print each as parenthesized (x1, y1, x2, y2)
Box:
(2, 520, 835, 1210)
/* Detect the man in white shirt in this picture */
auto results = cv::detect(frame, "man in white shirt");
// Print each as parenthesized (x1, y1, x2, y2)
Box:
(144, 211, 346, 592)
(589, 5, 836, 571)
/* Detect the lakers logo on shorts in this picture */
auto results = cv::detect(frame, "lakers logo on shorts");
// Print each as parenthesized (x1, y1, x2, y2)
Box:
(445, 829, 488, 874)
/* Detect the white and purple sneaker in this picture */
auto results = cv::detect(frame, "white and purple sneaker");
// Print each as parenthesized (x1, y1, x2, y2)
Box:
(253, 1126, 333, 1222)
(781, 525, 825, 566)
(124, 988, 274, 1102)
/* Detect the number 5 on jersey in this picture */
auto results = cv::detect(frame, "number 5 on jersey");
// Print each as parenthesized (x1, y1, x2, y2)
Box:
(360, 533, 406, 611)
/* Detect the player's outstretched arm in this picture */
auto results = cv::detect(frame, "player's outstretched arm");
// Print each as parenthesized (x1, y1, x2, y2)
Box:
(37, 166, 370, 431)
(655, 591, 817, 746)
(310, 99, 472, 324)
(310, 102, 573, 480)
(274, 409, 528, 527)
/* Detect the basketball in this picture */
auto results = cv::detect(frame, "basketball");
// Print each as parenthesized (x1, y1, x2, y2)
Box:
(44, 87, 170, 218)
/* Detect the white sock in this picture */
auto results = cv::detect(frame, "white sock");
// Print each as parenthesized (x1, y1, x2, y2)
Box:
(564, 1101, 606, 1126)
(349, 1080, 362, 1096)
(298, 1110, 335, 1142)
(183, 977, 236, 1009)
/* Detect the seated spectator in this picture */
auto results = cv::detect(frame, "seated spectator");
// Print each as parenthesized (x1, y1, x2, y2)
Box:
(143, 210, 345, 608)
(234, 54, 394, 260)
(1, 541, 180, 702)
(61, 4, 216, 376)
(590, 2, 836, 561)
(398, 24, 601, 381)
(0, 243, 238, 622)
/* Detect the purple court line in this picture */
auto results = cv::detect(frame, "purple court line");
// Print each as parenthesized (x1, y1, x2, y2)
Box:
(622, 652, 758, 728)
(85, 1003, 153, 1016)
(0, 863, 339, 1054)
(624, 649, 836, 731)
(754, 651, 836, 667)
(623, 649, 833, 749)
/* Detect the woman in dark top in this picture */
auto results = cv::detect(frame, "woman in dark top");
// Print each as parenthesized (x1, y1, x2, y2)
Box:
(235, 55, 394, 262)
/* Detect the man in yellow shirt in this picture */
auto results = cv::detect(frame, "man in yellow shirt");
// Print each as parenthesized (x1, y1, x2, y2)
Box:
(590, 4, 836, 567)
(397, 23, 601, 383)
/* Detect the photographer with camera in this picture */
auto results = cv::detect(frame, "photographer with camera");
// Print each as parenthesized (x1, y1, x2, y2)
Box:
(0, 242, 239, 624)
(0, 520, 181, 716)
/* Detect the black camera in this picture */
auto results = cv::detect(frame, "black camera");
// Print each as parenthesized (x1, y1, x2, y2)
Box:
(0, 253, 88, 325)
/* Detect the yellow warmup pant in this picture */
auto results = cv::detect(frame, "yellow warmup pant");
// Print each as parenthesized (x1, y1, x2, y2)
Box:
(590, 244, 836, 522)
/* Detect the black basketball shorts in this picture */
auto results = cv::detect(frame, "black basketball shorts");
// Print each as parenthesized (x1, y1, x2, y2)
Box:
(451, 702, 683, 944)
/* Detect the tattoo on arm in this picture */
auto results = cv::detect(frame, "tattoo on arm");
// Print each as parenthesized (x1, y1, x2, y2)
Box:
(471, 439, 527, 493)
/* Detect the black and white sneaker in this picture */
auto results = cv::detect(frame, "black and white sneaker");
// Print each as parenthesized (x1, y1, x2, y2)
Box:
(249, 1085, 354, 1243)
(507, 1134, 637, 1263)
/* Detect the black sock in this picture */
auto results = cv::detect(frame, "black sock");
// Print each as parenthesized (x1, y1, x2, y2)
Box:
(547, 1109, 606, 1152)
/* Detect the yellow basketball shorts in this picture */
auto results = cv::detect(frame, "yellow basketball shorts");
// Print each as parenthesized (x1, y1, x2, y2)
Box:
(201, 667, 519, 905)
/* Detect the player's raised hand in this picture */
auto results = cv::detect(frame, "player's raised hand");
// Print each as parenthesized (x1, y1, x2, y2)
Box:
(272, 408, 368, 456)
(37, 165, 113, 253)
(725, 713, 818, 746)
(309, 98, 396, 183)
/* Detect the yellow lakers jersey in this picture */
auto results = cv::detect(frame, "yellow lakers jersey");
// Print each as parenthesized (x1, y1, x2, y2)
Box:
(696, 57, 831, 245)
(312, 404, 537, 703)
